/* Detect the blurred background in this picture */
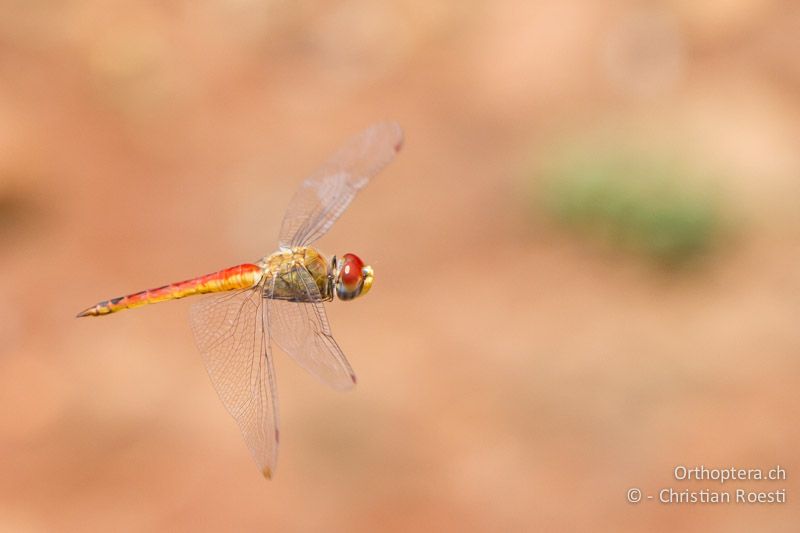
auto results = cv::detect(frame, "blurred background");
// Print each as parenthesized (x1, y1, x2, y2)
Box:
(1, 0, 799, 531)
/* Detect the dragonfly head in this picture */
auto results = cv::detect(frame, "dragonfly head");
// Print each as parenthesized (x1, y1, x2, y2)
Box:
(334, 253, 373, 301)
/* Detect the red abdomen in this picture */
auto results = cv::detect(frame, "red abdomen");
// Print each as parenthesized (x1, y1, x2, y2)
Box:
(77, 263, 263, 317)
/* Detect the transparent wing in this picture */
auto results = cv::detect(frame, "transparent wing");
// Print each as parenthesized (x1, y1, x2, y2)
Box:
(189, 287, 279, 479)
(278, 121, 404, 248)
(266, 266, 357, 390)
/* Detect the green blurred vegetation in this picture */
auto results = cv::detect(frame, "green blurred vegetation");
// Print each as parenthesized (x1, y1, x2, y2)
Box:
(534, 144, 724, 267)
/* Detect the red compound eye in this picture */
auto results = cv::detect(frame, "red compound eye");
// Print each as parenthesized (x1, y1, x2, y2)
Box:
(341, 253, 364, 289)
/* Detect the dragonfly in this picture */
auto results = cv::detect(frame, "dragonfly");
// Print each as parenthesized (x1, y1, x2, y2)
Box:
(77, 122, 403, 479)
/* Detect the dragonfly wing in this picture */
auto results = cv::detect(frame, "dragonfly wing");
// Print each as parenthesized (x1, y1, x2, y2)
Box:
(278, 121, 403, 248)
(266, 267, 357, 390)
(189, 287, 279, 479)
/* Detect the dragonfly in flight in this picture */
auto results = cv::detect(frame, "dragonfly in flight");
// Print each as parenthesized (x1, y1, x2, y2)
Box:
(78, 122, 403, 478)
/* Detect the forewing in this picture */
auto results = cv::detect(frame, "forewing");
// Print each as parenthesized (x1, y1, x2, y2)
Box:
(189, 288, 279, 479)
(278, 121, 403, 247)
(266, 267, 357, 390)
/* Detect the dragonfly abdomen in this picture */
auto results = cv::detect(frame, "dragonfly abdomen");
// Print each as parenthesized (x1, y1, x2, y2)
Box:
(77, 263, 263, 317)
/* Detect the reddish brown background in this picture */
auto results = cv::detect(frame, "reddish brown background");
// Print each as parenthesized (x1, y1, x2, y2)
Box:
(1, 1, 799, 531)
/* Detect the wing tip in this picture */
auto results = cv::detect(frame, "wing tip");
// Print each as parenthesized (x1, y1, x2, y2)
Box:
(372, 120, 404, 153)
(262, 466, 273, 480)
(387, 121, 404, 153)
(351, 373, 358, 385)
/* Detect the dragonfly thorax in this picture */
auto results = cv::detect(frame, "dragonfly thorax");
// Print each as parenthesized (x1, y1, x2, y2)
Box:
(259, 247, 372, 302)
